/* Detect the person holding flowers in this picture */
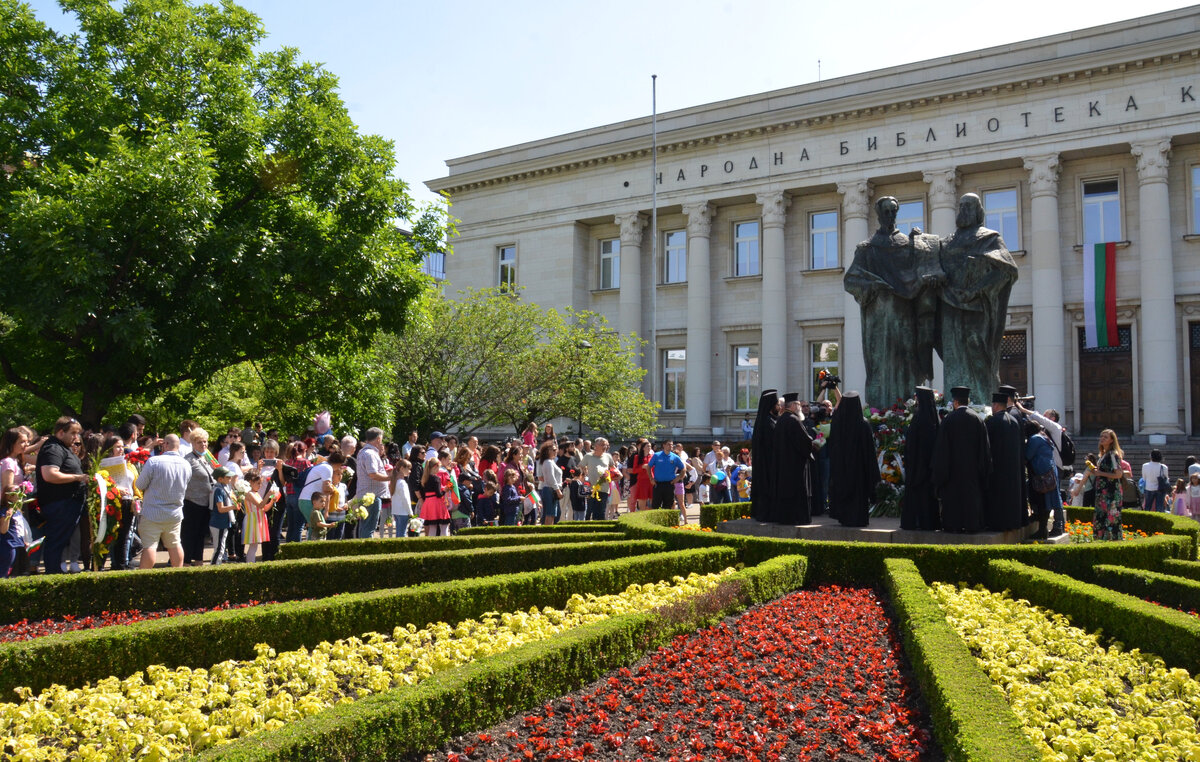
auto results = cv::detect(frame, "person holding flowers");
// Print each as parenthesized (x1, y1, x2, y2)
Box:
(1090, 428, 1126, 541)
(36, 417, 91, 575)
(420, 457, 453, 535)
(0, 428, 31, 577)
(241, 468, 277, 562)
(208, 467, 236, 564)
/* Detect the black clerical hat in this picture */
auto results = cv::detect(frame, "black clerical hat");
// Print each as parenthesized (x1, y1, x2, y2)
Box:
(782, 392, 800, 403)
(998, 384, 1018, 399)
(760, 389, 778, 397)
(991, 392, 1008, 404)
(950, 386, 970, 403)
(915, 385, 932, 393)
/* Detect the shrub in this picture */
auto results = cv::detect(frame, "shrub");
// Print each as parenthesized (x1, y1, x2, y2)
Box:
(882, 558, 1040, 762)
(0, 540, 663, 626)
(698, 502, 749, 529)
(0, 546, 735, 697)
(275, 531, 623, 560)
(1093, 563, 1200, 614)
(197, 554, 808, 761)
(986, 559, 1200, 674)
(1065, 506, 1200, 558)
(619, 510, 1192, 586)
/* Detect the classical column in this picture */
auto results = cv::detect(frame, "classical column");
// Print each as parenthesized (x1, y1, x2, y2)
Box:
(1132, 139, 1182, 434)
(837, 180, 872, 396)
(615, 211, 647, 364)
(683, 201, 714, 432)
(923, 168, 959, 393)
(756, 191, 791, 393)
(1023, 154, 1066, 416)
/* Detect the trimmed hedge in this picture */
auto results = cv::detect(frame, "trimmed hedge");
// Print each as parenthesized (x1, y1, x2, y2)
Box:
(699, 502, 750, 529)
(0, 539, 662, 626)
(986, 559, 1200, 673)
(883, 558, 1039, 762)
(0, 545, 734, 697)
(619, 510, 1193, 586)
(199, 553, 808, 761)
(276, 531, 624, 560)
(456, 522, 620, 535)
(1092, 563, 1200, 614)
(1064, 506, 1200, 558)
(1163, 558, 1200, 581)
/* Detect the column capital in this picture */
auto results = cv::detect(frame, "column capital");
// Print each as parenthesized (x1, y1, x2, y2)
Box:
(836, 179, 874, 221)
(755, 191, 791, 229)
(1022, 154, 1061, 198)
(615, 212, 647, 246)
(683, 201, 714, 238)
(922, 168, 960, 210)
(1132, 139, 1172, 185)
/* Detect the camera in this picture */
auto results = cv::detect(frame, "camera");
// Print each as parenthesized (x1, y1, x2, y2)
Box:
(817, 370, 841, 390)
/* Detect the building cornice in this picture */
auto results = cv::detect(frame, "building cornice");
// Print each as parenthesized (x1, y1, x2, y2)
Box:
(427, 10, 1200, 196)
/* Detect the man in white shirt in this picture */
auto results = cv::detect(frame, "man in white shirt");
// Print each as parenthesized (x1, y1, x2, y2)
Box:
(703, 440, 722, 475)
(1016, 400, 1064, 472)
(1141, 449, 1170, 512)
(426, 431, 445, 462)
(354, 427, 392, 538)
(401, 431, 418, 458)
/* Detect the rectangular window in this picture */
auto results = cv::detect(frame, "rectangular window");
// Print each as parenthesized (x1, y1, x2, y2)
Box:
(664, 230, 687, 283)
(810, 341, 840, 400)
(599, 238, 620, 290)
(1192, 166, 1200, 234)
(421, 250, 445, 280)
(896, 200, 924, 235)
(497, 245, 516, 290)
(1082, 179, 1121, 245)
(732, 345, 760, 411)
(733, 221, 760, 276)
(984, 188, 1020, 248)
(663, 349, 686, 411)
(810, 211, 839, 270)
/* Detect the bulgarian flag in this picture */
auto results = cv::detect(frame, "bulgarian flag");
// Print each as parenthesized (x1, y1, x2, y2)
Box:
(1083, 242, 1119, 348)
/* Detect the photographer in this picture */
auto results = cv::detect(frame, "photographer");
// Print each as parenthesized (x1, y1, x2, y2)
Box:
(817, 370, 843, 407)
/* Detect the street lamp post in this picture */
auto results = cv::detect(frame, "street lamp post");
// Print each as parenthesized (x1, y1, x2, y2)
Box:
(576, 339, 592, 436)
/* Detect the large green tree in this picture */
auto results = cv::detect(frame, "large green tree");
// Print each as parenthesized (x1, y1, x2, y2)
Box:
(383, 287, 658, 440)
(0, 0, 448, 426)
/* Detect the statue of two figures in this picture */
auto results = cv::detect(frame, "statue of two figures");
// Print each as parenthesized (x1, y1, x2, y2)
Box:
(844, 194, 1017, 408)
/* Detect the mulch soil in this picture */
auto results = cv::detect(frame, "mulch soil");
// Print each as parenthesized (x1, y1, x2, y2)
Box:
(420, 585, 941, 761)
(0, 600, 279, 643)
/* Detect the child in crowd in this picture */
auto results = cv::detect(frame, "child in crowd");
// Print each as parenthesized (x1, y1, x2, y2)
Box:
(520, 471, 539, 525)
(388, 458, 412, 537)
(306, 492, 336, 541)
(242, 469, 277, 562)
(209, 467, 236, 564)
(568, 467, 588, 522)
(499, 468, 522, 526)
(737, 467, 752, 502)
(475, 473, 499, 526)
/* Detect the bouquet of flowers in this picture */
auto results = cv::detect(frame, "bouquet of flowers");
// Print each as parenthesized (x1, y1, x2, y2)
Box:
(86, 468, 123, 569)
(232, 478, 252, 502)
(125, 448, 151, 466)
(407, 515, 424, 535)
(591, 469, 616, 500)
(340, 492, 375, 523)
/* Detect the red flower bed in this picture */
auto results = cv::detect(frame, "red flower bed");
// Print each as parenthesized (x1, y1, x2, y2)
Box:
(434, 586, 938, 761)
(0, 600, 278, 643)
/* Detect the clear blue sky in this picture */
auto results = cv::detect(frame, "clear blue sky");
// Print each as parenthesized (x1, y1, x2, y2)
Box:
(24, 0, 1198, 209)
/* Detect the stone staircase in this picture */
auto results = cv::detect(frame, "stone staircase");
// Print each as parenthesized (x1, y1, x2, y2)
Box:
(1072, 436, 1198, 483)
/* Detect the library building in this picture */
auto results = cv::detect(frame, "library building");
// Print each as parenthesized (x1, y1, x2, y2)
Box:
(427, 7, 1200, 443)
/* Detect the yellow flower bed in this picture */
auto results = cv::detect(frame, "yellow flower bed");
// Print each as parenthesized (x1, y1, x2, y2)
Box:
(932, 582, 1200, 762)
(1, 569, 734, 761)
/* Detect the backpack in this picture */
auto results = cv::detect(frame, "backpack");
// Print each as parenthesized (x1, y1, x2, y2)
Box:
(1157, 463, 1170, 495)
(1049, 427, 1076, 467)
(291, 464, 314, 495)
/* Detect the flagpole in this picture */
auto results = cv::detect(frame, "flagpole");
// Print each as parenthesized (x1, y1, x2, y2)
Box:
(650, 74, 658, 434)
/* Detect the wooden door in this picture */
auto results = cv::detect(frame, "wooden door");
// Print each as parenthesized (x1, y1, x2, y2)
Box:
(999, 330, 1028, 395)
(1078, 325, 1133, 437)
(1190, 323, 1200, 435)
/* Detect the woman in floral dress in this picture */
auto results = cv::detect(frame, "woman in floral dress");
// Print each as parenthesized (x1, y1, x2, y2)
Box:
(1091, 429, 1125, 541)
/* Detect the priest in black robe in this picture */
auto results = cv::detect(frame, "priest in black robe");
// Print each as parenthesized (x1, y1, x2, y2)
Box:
(829, 392, 880, 527)
(900, 386, 940, 530)
(750, 389, 779, 522)
(984, 391, 1025, 531)
(932, 386, 992, 532)
(770, 392, 813, 525)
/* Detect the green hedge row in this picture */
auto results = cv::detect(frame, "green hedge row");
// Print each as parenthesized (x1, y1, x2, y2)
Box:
(0, 545, 734, 698)
(698, 501, 750, 529)
(882, 558, 1040, 761)
(276, 531, 623, 560)
(1162, 558, 1200, 581)
(1092, 563, 1200, 614)
(618, 510, 1193, 585)
(0, 539, 661, 626)
(456, 521, 620, 535)
(199, 553, 808, 761)
(986, 559, 1200, 674)
(1064, 506, 1200, 558)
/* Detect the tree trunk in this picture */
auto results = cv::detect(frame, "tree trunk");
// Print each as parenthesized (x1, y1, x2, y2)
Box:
(78, 389, 110, 431)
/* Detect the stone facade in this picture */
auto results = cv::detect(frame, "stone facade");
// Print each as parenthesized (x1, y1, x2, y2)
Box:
(428, 8, 1200, 439)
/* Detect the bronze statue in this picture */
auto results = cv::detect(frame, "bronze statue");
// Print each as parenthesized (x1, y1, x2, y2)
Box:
(936, 194, 1018, 399)
(844, 197, 943, 408)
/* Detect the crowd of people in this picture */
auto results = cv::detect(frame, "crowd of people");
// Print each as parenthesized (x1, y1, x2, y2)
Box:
(0, 415, 764, 578)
